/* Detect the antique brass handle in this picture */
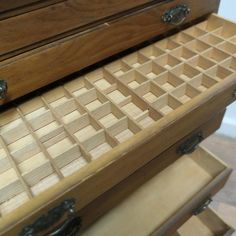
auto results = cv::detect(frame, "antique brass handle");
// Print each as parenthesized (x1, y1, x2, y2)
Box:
(162, 4, 191, 25)
(0, 80, 7, 99)
(47, 216, 81, 236)
(177, 132, 203, 155)
(20, 199, 81, 236)
(194, 198, 212, 215)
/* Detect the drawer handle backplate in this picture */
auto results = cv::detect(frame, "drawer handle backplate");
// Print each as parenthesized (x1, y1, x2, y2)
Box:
(194, 198, 212, 215)
(162, 4, 190, 25)
(20, 199, 81, 236)
(177, 132, 203, 155)
(0, 80, 7, 100)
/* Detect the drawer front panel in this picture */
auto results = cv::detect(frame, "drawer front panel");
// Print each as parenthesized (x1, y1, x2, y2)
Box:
(0, 0, 221, 103)
(0, 0, 155, 56)
(0, 0, 62, 16)
(81, 146, 231, 236)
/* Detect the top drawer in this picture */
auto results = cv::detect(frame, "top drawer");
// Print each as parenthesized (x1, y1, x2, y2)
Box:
(0, 0, 151, 19)
(0, 0, 220, 104)
(0, 0, 169, 57)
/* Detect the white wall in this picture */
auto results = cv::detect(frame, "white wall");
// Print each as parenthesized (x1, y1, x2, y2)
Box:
(217, 0, 236, 138)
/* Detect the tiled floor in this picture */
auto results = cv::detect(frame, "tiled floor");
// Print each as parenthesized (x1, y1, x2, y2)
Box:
(202, 134, 236, 233)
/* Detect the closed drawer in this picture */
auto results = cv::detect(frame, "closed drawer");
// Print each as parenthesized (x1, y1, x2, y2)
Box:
(82, 147, 233, 236)
(0, 0, 221, 103)
(0, 1, 61, 16)
(0, 0, 155, 54)
(174, 208, 234, 236)
(0, 0, 151, 18)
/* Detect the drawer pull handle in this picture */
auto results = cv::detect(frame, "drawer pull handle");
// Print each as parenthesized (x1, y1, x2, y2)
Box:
(20, 199, 81, 236)
(162, 4, 190, 26)
(0, 80, 7, 99)
(177, 132, 203, 155)
(47, 216, 81, 236)
(194, 198, 212, 215)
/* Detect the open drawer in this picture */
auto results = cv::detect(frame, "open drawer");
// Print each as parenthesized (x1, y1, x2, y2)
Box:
(82, 147, 233, 236)
(0, 13, 236, 236)
(174, 208, 235, 236)
(0, 1, 221, 103)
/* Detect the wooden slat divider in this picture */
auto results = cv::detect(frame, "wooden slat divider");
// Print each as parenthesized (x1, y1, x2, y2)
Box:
(16, 108, 64, 179)
(82, 75, 146, 130)
(40, 96, 93, 163)
(0, 136, 33, 199)
(60, 87, 120, 149)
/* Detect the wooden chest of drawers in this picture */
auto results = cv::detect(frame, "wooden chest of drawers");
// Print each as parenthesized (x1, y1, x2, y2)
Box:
(0, 1, 235, 235)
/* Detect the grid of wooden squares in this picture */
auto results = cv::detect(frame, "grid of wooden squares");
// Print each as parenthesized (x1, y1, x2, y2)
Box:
(0, 15, 235, 217)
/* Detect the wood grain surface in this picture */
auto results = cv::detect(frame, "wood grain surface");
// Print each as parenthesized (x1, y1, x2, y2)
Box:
(0, 0, 220, 104)
(0, 0, 155, 56)
(0, 71, 235, 235)
(0, 0, 64, 20)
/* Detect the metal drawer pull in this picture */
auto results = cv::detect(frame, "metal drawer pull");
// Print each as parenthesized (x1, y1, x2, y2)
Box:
(0, 80, 7, 99)
(162, 4, 190, 26)
(20, 199, 81, 236)
(194, 198, 212, 215)
(47, 216, 81, 236)
(177, 132, 203, 155)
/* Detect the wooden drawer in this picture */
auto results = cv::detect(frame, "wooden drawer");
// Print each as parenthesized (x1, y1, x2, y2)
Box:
(174, 208, 235, 236)
(81, 146, 233, 236)
(0, 110, 226, 235)
(0, 0, 152, 20)
(0, 13, 235, 236)
(0, 1, 62, 16)
(0, 0, 220, 103)
(0, 0, 157, 54)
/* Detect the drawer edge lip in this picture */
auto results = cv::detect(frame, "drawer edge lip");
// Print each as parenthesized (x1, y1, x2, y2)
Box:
(208, 207, 236, 233)
(151, 167, 233, 236)
(0, 74, 235, 234)
(198, 145, 229, 167)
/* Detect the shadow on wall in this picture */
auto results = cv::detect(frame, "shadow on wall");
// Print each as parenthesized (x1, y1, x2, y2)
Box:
(217, 0, 236, 139)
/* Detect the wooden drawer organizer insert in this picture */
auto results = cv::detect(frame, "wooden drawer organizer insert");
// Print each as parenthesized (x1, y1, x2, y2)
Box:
(0, 14, 236, 218)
